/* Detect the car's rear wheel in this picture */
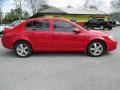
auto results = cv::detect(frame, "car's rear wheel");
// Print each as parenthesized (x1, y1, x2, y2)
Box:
(87, 41, 106, 57)
(14, 41, 32, 57)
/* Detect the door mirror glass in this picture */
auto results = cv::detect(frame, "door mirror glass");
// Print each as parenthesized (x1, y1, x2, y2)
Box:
(73, 28, 80, 34)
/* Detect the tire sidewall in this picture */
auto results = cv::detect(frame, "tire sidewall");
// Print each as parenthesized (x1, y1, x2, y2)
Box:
(87, 41, 106, 57)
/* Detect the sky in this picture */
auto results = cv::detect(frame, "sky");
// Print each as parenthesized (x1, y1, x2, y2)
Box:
(1, 0, 112, 14)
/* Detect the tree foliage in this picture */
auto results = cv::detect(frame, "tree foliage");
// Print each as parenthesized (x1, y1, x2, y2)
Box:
(25, 0, 49, 14)
(111, 0, 120, 20)
(3, 0, 30, 23)
(111, 0, 120, 11)
(3, 8, 29, 24)
(2, 0, 49, 23)
(111, 12, 120, 21)
(83, 0, 103, 9)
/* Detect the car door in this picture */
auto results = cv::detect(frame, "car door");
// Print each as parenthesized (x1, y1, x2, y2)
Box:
(26, 20, 52, 51)
(52, 20, 86, 51)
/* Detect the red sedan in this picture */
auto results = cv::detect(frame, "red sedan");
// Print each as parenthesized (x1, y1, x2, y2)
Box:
(1, 18, 117, 57)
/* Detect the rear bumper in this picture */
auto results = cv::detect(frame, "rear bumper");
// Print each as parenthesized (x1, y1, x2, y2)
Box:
(1, 35, 13, 49)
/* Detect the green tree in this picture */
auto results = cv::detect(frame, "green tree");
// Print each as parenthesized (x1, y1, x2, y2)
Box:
(25, 0, 49, 14)
(111, 0, 120, 11)
(111, 12, 120, 21)
(3, 8, 29, 23)
(22, 11, 30, 19)
(83, 0, 103, 9)
(111, 0, 120, 20)
(0, 0, 3, 24)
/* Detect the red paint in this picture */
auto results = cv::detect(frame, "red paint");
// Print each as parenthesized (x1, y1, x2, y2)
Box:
(1, 18, 117, 52)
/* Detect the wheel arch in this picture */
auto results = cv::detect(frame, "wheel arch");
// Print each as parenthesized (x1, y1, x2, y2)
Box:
(13, 39, 33, 49)
(86, 39, 107, 52)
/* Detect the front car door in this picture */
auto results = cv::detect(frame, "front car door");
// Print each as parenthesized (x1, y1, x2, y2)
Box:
(52, 20, 86, 51)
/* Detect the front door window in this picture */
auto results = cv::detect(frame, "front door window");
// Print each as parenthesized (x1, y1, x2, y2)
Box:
(54, 20, 75, 32)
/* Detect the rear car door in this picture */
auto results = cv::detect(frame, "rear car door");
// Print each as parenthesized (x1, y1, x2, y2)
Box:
(26, 20, 52, 51)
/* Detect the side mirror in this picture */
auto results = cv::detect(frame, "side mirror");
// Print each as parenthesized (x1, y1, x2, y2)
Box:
(73, 28, 80, 34)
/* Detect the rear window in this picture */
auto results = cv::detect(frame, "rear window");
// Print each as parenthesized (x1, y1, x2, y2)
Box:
(9, 20, 24, 27)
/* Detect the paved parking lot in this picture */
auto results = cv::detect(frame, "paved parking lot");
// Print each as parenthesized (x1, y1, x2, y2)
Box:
(0, 27, 120, 90)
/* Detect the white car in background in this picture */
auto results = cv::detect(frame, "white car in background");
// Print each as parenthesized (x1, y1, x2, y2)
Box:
(8, 20, 25, 27)
(115, 20, 120, 26)
(0, 24, 5, 35)
(0, 20, 25, 35)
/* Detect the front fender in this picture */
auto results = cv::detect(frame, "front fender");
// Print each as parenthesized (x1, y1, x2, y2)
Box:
(86, 36, 106, 48)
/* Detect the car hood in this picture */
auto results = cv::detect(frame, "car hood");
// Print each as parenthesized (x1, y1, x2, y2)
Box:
(87, 30, 110, 36)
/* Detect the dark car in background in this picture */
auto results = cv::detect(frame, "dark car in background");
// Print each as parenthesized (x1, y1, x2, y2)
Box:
(0, 20, 25, 35)
(84, 19, 113, 30)
(108, 20, 116, 27)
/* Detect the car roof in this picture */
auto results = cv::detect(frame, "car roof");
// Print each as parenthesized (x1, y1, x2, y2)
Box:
(27, 17, 69, 21)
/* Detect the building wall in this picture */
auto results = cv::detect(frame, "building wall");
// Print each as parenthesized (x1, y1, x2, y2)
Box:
(43, 14, 109, 27)
(44, 14, 90, 21)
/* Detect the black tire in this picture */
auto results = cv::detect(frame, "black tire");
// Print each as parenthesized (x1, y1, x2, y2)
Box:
(86, 41, 106, 57)
(14, 41, 32, 57)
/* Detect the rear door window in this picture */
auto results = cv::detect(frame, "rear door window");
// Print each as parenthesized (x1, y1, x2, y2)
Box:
(26, 20, 49, 31)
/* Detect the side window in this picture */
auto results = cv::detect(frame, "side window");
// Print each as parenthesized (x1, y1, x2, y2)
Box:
(54, 20, 75, 32)
(26, 20, 49, 31)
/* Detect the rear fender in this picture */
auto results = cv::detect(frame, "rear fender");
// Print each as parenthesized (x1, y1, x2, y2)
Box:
(13, 36, 32, 47)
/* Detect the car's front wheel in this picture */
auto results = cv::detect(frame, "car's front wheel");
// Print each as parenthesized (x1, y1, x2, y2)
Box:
(87, 41, 106, 57)
(14, 41, 32, 57)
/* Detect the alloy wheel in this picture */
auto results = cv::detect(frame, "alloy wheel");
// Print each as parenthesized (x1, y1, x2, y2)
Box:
(89, 42, 104, 56)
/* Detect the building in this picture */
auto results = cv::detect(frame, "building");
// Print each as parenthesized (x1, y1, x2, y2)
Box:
(31, 7, 110, 26)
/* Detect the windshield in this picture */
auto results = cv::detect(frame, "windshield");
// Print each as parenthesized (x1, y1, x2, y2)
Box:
(9, 20, 24, 27)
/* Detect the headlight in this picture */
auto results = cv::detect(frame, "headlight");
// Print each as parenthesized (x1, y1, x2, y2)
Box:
(108, 35, 116, 41)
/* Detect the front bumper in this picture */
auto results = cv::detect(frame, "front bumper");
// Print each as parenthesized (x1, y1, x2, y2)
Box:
(107, 40, 117, 51)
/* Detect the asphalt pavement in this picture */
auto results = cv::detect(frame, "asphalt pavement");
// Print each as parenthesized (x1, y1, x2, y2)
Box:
(0, 27, 120, 90)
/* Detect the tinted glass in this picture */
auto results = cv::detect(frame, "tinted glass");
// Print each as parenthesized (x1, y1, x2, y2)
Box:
(26, 20, 49, 31)
(9, 20, 24, 27)
(54, 20, 75, 32)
